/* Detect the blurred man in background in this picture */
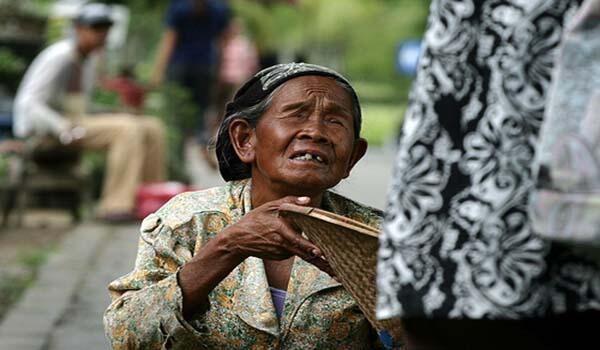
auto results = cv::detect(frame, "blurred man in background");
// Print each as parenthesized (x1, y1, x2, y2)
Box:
(13, 2, 167, 221)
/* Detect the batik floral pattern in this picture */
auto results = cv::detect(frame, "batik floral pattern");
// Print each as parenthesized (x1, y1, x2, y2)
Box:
(377, 0, 600, 320)
(104, 179, 385, 349)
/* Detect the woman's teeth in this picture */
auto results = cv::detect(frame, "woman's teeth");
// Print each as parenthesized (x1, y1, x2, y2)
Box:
(294, 153, 324, 163)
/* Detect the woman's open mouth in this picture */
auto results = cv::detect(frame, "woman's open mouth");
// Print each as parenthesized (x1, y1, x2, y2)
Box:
(292, 152, 324, 163)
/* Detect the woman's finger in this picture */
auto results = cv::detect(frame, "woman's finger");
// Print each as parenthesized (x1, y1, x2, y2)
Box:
(273, 195, 311, 208)
(305, 256, 337, 279)
(275, 219, 323, 258)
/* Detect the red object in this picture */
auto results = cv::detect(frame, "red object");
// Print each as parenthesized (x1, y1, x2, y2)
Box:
(135, 182, 195, 219)
(101, 77, 146, 109)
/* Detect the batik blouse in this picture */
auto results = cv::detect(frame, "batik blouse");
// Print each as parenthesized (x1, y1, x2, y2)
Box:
(104, 179, 384, 349)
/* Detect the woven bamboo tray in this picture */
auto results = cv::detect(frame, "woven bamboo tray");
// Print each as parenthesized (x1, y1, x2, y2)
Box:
(279, 203, 403, 338)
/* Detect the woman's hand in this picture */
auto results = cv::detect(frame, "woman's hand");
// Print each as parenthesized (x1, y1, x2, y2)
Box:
(180, 196, 334, 318)
(221, 196, 335, 276)
(222, 196, 320, 260)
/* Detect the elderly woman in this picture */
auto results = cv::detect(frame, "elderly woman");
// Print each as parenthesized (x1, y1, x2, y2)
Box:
(104, 63, 384, 349)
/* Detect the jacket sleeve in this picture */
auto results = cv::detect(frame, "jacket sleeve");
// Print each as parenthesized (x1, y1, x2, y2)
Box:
(19, 99, 71, 137)
(16, 52, 73, 137)
(103, 212, 226, 349)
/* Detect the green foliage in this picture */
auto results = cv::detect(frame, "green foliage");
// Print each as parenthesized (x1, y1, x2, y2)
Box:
(353, 79, 411, 104)
(344, 1, 429, 81)
(232, 0, 429, 82)
(0, 49, 26, 76)
(0, 274, 32, 321)
(117, 1, 168, 67)
(92, 88, 121, 108)
(0, 246, 53, 321)
(18, 248, 52, 269)
(144, 83, 200, 182)
(232, 0, 305, 53)
(0, 154, 8, 179)
(361, 102, 405, 146)
(27, 0, 52, 13)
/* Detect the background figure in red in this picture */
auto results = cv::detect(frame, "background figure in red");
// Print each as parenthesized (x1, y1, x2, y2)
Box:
(101, 65, 146, 114)
(218, 19, 259, 96)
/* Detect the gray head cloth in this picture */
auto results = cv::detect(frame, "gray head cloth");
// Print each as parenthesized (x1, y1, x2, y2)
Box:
(216, 62, 362, 181)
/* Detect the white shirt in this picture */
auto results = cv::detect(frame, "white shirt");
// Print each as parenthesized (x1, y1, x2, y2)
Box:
(13, 39, 98, 138)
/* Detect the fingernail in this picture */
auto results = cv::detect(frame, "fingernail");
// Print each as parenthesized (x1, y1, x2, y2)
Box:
(311, 249, 321, 258)
(297, 196, 310, 204)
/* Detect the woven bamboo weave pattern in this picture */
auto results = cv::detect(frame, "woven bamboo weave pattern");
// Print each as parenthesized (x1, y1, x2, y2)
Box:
(279, 204, 402, 336)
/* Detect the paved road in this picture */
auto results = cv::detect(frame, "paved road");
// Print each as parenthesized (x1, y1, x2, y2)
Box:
(45, 224, 138, 350)
(0, 145, 396, 350)
(335, 146, 396, 210)
(0, 223, 139, 350)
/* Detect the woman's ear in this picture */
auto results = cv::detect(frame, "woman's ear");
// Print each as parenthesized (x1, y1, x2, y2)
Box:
(344, 137, 368, 178)
(229, 119, 256, 165)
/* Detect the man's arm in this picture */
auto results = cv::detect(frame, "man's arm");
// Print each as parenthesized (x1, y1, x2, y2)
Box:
(15, 46, 73, 137)
(150, 29, 178, 87)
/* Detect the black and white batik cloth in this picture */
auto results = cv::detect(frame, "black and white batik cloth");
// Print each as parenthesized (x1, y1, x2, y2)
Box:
(377, 0, 600, 320)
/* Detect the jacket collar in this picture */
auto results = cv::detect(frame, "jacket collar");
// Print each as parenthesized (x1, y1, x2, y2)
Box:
(233, 256, 341, 337)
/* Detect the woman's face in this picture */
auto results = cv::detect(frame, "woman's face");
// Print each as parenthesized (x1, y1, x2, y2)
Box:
(245, 75, 367, 195)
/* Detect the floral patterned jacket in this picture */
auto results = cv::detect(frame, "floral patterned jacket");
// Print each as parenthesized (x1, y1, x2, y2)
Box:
(104, 179, 384, 349)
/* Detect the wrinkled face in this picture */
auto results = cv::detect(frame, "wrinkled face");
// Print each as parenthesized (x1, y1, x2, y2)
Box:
(246, 76, 366, 194)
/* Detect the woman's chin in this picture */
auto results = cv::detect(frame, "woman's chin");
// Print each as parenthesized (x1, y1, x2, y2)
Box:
(281, 177, 340, 194)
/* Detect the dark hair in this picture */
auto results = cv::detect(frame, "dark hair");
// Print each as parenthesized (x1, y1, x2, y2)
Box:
(214, 85, 282, 181)
(215, 76, 362, 181)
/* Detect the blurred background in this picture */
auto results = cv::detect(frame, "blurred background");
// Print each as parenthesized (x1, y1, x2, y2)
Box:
(0, 0, 429, 152)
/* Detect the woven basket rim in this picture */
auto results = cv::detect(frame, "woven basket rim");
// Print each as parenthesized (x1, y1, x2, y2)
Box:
(279, 203, 380, 237)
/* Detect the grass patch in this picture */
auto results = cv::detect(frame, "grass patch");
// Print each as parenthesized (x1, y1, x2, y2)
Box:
(0, 246, 54, 321)
(19, 248, 52, 269)
(0, 274, 34, 320)
(361, 103, 405, 146)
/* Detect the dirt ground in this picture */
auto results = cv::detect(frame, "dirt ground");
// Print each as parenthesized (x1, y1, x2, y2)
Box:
(0, 210, 72, 320)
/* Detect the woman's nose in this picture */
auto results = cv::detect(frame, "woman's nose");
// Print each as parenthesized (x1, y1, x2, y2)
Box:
(297, 117, 330, 143)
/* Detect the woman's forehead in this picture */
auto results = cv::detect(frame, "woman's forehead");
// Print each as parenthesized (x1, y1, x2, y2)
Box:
(272, 76, 354, 107)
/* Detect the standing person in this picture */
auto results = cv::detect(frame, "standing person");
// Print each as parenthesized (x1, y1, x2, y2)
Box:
(205, 18, 259, 168)
(13, 3, 167, 221)
(217, 19, 259, 103)
(151, 0, 231, 167)
(376, 0, 600, 349)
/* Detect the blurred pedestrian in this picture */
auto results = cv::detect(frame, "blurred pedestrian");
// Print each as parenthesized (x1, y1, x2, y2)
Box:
(151, 0, 231, 167)
(218, 19, 259, 99)
(202, 18, 259, 169)
(376, 0, 600, 349)
(13, 3, 167, 222)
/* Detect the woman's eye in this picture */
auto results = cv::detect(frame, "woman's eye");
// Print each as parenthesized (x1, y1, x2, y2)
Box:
(291, 111, 308, 119)
(328, 118, 344, 126)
